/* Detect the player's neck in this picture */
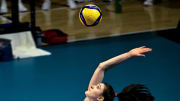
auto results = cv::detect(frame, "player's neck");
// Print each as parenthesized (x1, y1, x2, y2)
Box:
(84, 97, 95, 101)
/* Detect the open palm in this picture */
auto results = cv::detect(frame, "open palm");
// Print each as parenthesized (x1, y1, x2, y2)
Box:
(129, 46, 152, 57)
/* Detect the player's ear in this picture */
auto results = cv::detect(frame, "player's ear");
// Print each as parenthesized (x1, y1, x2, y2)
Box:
(97, 96, 104, 101)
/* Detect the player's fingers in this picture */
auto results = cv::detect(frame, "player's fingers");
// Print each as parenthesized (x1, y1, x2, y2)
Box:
(140, 48, 152, 53)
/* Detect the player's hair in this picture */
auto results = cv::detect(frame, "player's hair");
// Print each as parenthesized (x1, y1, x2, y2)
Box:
(102, 83, 154, 101)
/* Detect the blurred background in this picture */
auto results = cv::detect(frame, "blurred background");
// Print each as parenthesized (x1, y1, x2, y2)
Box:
(0, 0, 180, 101)
(0, 0, 179, 42)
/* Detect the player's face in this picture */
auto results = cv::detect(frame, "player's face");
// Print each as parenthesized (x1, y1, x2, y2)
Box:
(85, 83, 105, 98)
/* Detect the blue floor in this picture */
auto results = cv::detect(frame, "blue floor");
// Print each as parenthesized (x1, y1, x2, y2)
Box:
(0, 31, 180, 101)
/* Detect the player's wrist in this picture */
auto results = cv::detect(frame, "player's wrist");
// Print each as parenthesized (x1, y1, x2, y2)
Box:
(127, 51, 134, 57)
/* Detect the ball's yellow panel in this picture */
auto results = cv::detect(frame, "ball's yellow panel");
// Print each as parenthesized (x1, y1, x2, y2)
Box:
(82, 8, 100, 25)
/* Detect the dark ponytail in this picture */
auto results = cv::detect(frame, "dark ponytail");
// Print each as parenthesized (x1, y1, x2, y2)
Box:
(117, 84, 154, 101)
(102, 83, 154, 101)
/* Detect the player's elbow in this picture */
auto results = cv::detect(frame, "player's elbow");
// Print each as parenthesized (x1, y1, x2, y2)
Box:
(98, 62, 106, 71)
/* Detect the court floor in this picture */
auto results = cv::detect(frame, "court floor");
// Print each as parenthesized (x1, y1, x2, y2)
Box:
(0, 30, 180, 101)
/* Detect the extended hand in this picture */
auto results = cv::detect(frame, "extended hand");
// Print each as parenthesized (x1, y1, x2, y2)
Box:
(129, 46, 152, 57)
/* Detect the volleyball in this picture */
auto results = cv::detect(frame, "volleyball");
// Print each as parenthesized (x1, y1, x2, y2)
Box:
(79, 4, 102, 26)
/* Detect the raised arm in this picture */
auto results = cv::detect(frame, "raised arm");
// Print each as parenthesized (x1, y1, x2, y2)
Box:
(88, 46, 152, 90)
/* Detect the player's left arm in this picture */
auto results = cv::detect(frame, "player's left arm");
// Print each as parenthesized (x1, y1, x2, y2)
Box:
(88, 46, 152, 90)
